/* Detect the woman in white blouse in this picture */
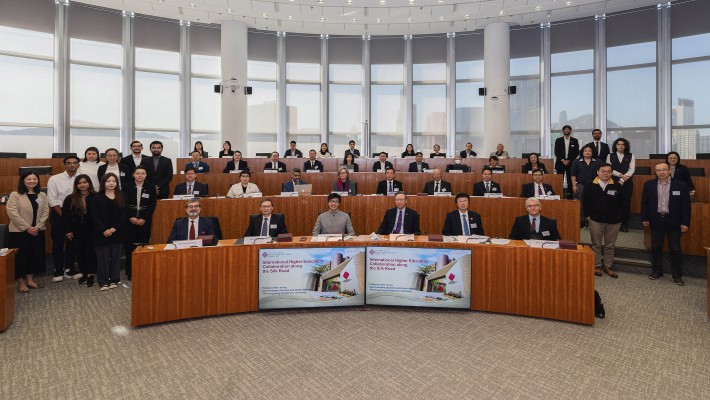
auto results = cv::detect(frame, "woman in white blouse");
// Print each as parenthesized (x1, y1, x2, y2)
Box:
(227, 171, 261, 197)
(607, 138, 635, 232)
(77, 146, 105, 191)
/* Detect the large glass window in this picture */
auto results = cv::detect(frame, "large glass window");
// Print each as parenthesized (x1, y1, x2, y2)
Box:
(371, 37, 404, 156)
(247, 32, 278, 156)
(412, 36, 447, 155)
(510, 27, 541, 157)
(286, 35, 321, 153)
(328, 37, 362, 158)
(454, 33, 484, 155)
(190, 25, 221, 156)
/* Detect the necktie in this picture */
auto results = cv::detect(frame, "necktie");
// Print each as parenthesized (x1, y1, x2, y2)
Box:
(538, 185, 543, 196)
(394, 210, 403, 233)
(189, 221, 196, 240)
(273, 162, 276, 169)
(311, 161, 314, 168)
(595, 142, 599, 154)
(188, 184, 192, 195)
(193, 162, 198, 168)
(486, 182, 490, 193)
(462, 214, 470, 235)
(435, 182, 439, 193)
(261, 218, 268, 236)
(531, 217, 537, 233)
(389, 181, 393, 192)
(418, 163, 421, 172)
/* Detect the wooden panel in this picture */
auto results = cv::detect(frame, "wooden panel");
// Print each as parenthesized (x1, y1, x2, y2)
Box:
(0, 158, 65, 177)
(1, 249, 16, 332)
(707, 248, 710, 319)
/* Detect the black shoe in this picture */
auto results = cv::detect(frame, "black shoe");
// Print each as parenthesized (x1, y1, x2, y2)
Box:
(673, 277, 685, 286)
(78, 276, 88, 285)
(620, 224, 629, 233)
(648, 272, 663, 280)
(86, 275, 95, 288)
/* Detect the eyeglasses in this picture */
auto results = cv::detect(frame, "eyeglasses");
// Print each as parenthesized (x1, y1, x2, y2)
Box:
(186, 205, 201, 209)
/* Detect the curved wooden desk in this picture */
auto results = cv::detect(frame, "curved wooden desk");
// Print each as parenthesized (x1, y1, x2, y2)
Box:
(1, 249, 16, 332)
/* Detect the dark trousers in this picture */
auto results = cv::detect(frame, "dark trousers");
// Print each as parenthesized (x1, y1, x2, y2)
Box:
(50, 211, 75, 276)
(8, 231, 46, 278)
(562, 166, 573, 198)
(574, 183, 586, 225)
(124, 221, 152, 278)
(650, 217, 683, 278)
(619, 179, 633, 225)
(72, 234, 96, 276)
(95, 244, 122, 286)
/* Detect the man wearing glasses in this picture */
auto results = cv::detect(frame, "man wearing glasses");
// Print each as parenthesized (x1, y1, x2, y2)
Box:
(167, 199, 215, 243)
(508, 197, 560, 241)
(312, 193, 355, 236)
(47, 156, 81, 282)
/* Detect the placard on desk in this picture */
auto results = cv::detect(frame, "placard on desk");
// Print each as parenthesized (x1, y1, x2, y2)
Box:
(258, 247, 366, 310)
(366, 247, 472, 309)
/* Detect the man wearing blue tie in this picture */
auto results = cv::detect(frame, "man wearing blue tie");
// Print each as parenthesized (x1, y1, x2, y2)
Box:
(244, 199, 288, 237)
(442, 193, 484, 236)
(375, 168, 403, 195)
(377, 192, 420, 235)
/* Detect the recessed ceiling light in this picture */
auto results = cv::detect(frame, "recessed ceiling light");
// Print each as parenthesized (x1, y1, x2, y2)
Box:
(499, 10, 506, 16)
(158, 0, 165, 3)
(439, 16, 444, 20)
(352, 18, 357, 22)
(437, 0, 444, 3)
(546, 12, 551, 18)
(262, 12, 268, 18)
(317, 0, 324, 3)
(407, 17, 412, 23)
(226, 8, 232, 13)
(189, 3, 195, 8)
(379, 0, 386, 4)
(289, 15, 293, 19)
(347, 0, 353, 4)
(464, 14, 469, 20)
(534, 5, 542, 11)
(320, 17, 326, 21)
(408, 0, 414, 4)
(376, 18, 381, 22)
(565, 1, 573, 5)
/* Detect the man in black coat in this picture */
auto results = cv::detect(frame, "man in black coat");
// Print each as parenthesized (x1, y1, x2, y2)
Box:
(264, 151, 287, 172)
(167, 199, 215, 243)
(372, 152, 394, 172)
(141, 140, 173, 199)
(583, 163, 623, 277)
(377, 192, 420, 235)
(641, 162, 691, 285)
(459, 142, 477, 158)
(284, 140, 303, 158)
(408, 152, 430, 172)
(442, 193, 484, 236)
(120, 140, 149, 185)
(520, 170, 555, 198)
(303, 150, 324, 172)
(376, 168, 403, 195)
(585, 128, 610, 163)
(173, 166, 209, 196)
(344, 140, 360, 159)
(423, 168, 452, 195)
(509, 197, 560, 241)
(473, 167, 502, 196)
(554, 125, 579, 198)
(244, 199, 288, 237)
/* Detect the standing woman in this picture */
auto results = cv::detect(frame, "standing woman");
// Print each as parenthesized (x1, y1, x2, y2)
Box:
(62, 174, 97, 287)
(91, 173, 127, 290)
(218, 141, 234, 158)
(193, 141, 208, 158)
(666, 151, 696, 198)
(78, 146, 105, 191)
(97, 148, 130, 189)
(318, 143, 332, 158)
(571, 144, 600, 227)
(123, 166, 156, 281)
(607, 138, 635, 232)
(6, 171, 49, 293)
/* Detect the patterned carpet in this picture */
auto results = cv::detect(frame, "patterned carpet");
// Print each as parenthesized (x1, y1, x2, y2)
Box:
(2, 270, 709, 400)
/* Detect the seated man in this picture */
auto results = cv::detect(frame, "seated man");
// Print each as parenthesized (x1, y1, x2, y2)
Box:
(446, 155, 470, 173)
(244, 198, 288, 237)
(281, 168, 307, 192)
(303, 150, 324, 172)
(173, 166, 209, 196)
(442, 193, 484, 236)
(167, 198, 215, 243)
(490, 143, 509, 159)
(284, 140, 303, 158)
(264, 151, 287, 172)
(227, 171, 261, 197)
(185, 150, 210, 173)
(377, 192, 420, 235)
(376, 167, 403, 195)
(487, 156, 506, 172)
(344, 139, 360, 159)
(408, 152, 430, 172)
(520, 169, 555, 198)
(460, 142, 477, 158)
(473, 167, 501, 196)
(422, 168, 452, 195)
(508, 197, 560, 240)
(312, 193, 356, 236)
(372, 152, 394, 172)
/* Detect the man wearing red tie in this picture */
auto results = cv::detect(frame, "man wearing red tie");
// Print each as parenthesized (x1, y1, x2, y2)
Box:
(167, 199, 215, 243)
(508, 197, 560, 241)
(377, 192, 420, 235)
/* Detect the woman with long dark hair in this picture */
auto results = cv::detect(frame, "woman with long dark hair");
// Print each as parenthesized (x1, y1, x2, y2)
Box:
(218, 141, 234, 158)
(607, 138, 635, 232)
(193, 141, 208, 158)
(341, 153, 359, 172)
(318, 143, 332, 158)
(666, 151, 696, 198)
(123, 166, 156, 281)
(223, 150, 249, 173)
(62, 174, 97, 287)
(6, 171, 49, 293)
(402, 144, 415, 158)
(91, 173, 127, 290)
(522, 152, 548, 174)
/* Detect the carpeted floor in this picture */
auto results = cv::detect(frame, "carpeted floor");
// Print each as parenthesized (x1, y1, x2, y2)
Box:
(1, 269, 709, 400)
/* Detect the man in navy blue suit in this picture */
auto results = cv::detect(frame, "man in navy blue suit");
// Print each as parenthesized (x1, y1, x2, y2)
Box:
(642, 162, 691, 285)
(281, 168, 308, 192)
(244, 199, 289, 237)
(442, 193, 484, 236)
(184, 150, 210, 173)
(173, 166, 209, 196)
(377, 192, 420, 235)
(167, 199, 215, 243)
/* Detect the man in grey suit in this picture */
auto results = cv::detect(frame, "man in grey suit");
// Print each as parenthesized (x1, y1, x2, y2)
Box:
(312, 193, 355, 236)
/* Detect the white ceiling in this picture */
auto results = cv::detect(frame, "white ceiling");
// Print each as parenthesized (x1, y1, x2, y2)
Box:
(74, 0, 665, 35)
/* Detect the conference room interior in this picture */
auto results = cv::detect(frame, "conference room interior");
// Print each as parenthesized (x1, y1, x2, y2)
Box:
(1, 0, 709, 399)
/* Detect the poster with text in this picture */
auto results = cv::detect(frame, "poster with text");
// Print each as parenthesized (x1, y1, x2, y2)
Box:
(366, 247, 472, 309)
(259, 247, 366, 310)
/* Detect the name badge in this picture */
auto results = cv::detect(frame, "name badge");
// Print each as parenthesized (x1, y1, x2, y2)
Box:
(394, 188, 399, 192)
(231, 169, 241, 174)
(546, 191, 552, 195)
(672, 191, 680, 196)
(607, 190, 616, 196)
(378, 169, 384, 173)
(542, 231, 550, 236)
(141, 193, 150, 198)
(470, 223, 477, 228)
(198, 167, 203, 170)
(492, 187, 497, 192)
(270, 224, 277, 229)
(36, 198, 41, 203)
(194, 191, 200, 195)
(442, 188, 447, 192)
(120, 172, 126, 177)
(315, 166, 319, 169)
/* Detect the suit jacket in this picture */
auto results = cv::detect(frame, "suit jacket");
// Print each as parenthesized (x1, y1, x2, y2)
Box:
(167, 217, 215, 243)
(174, 181, 209, 196)
(508, 215, 560, 241)
(223, 160, 249, 173)
(446, 164, 470, 173)
(442, 210, 484, 236)
(672, 164, 695, 192)
(460, 150, 477, 158)
(123, 181, 157, 243)
(430, 153, 446, 158)
(342, 163, 359, 172)
(585, 141, 610, 164)
(244, 213, 288, 237)
(640, 178, 691, 228)
(332, 180, 358, 195)
(376, 180, 403, 195)
(344, 149, 361, 158)
(184, 161, 210, 173)
(372, 161, 394, 172)
(90, 193, 127, 244)
(554, 136, 580, 173)
(284, 149, 303, 158)
(377, 207, 420, 235)
(473, 181, 502, 196)
(408, 162, 430, 172)
(520, 182, 555, 198)
(303, 159, 324, 172)
(119, 154, 149, 172)
(422, 180, 452, 195)
(264, 161, 287, 172)
(282, 179, 308, 192)
(227, 182, 260, 197)
(140, 156, 174, 199)
(6, 192, 49, 232)
(97, 163, 131, 189)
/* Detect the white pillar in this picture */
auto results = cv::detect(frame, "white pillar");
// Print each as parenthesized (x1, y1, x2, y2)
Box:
(220, 21, 248, 153)
(483, 22, 511, 157)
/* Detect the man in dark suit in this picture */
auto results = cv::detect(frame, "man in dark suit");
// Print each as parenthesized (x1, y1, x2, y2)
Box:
(641, 162, 691, 285)
(120, 140, 149, 185)
(184, 151, 210, 173)
(460, 142, 477, 158)
(377, 192, 420, 235)
(264, 151, 287, 172)
(509, 197, 560, 240)
(244, 199, 288, 237)
(281, 168, 307, 192)
(284, 140, 303, 158)
(442, 193, 484, 236)
(473, 167, 502, 196)
(520, 169, 555, 198)
(423, 168, 452, 195)
(408, 152, 430, 172)
(554, 125, 579, 198)
(174, 166, 209, 196)
(344, 140, 360, 158)
(585, 129, 610, 163)
(376, 168, 403, 195)
(372, 152, 394, 172)
(167, 199, 215, 243)
(141, 140, 173, 199)
(303, 150, 324, 172)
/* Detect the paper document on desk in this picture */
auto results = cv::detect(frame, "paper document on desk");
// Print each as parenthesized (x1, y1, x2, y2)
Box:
(456, 235, 489, 244)
(489, 238, 511, 245)
(524, 239, 559, 249)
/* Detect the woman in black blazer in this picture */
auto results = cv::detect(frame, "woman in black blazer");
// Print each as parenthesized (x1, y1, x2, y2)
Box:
(223, 150, 249, 173)
(522, 153, 548, 174)
(342, 153, 359, 172)
(91, 173, 128, 290)
(97, 148, 131, 189)
(666, 151, 696, 197)
(62, 174, 97, 287)
(123, 166, 156, 280)
(218, 141, 234, 158)
(401, 144, 415, 158)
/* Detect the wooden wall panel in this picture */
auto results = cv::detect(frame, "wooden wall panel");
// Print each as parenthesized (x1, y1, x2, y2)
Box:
(1, 250, 16, 332)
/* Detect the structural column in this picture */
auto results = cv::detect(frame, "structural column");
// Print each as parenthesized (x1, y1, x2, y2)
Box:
(220, 21, 248, 152)
(483, 22, 511, 157)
